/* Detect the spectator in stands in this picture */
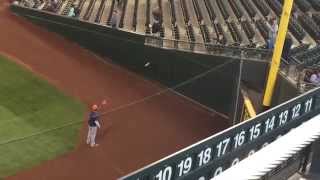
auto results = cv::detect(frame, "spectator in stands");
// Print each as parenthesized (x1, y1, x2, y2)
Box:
(68, 4, 76, 17)
(217, 32, 224, 45)
(13, 0, 20, 5)
(111, 10, 118, 29)
(47, 0, 58, 12)
(73, 3, 80, 17)
(309, 70, 320, 85)
(23, 0, 34, 8)
(151, 8, 161, 35)
(282, 35, 293, 62)
(268, 18, 278, 49)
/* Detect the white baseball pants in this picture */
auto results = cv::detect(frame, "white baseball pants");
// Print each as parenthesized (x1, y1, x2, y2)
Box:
(86, 126, 98, 146)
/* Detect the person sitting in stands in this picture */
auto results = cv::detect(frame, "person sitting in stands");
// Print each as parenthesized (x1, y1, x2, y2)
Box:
(68, 4, 75, 17)
(217, 32, 224, 44)
(282, 35, 293, 62)
(13, 0, 20, 5)
(151, 7, 161, 35)
(309, 70, 320, 85)
(111, 10, 118, 28)
(74, 5, 80, 17)
(267, 18, 278, 49)
(23, 0, 34, 8)
(52, 0, 58, 10)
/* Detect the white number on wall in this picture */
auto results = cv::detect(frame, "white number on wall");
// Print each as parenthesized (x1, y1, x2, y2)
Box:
(305, 98, 313, 113)
(198, 148, 212, 167)
(265, 116, 275, 133)
(291, 103, 301, 120)
(155, 166, 173, 180)
(249, 123, 261, 141)
(279, 110, 288, 126)
(216, 138, 230, 157)
(233, 131, 246, 149)
(177, 157, 192, 176)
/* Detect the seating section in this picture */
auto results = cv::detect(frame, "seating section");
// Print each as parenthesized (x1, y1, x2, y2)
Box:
(255, 19, 269, 41)
(240, 0, 256, 18)
(228, 21, 242, 44)
(294, 46, 320, 65)
(203, 0, 216, 23)
(252, 0, 270, 17)
(266, 0, 281, 16)
(298, 14, 320, 40)
(290, 43, 310, 56)
(228, 0, 243, 19)
(217, 0, 230, 20)
(312, 14, 320, 27)
(19, 0, 320, 57)
(288, 19, 306, 41)
(295, 0, 311, 12)
(94, 0, 106, 23)
(241, 20, 255, 40)
(308, 0, 320, 11)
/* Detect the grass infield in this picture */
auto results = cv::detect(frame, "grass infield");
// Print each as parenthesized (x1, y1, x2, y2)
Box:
(0, 55, 85, 178)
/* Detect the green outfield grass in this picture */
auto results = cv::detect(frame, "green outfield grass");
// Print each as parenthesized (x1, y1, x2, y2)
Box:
(0, 55, 85, 178)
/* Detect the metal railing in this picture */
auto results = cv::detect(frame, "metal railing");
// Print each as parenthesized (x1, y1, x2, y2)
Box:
(144, 35, 272, 61)
(280, 58, 320, 93)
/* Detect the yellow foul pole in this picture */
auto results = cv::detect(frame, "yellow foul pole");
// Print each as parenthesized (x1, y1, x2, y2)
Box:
(263, 0, 294, 107)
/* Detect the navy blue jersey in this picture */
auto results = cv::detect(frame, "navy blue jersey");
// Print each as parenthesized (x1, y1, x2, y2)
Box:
(88, 111, 99, 127)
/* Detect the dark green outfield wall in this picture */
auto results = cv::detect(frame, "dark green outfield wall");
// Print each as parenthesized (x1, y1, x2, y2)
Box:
(272, 73, 300, 106)
(11, 5, 266, 122)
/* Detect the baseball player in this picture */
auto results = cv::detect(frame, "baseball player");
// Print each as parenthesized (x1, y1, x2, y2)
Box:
(86, 100, 107, 147)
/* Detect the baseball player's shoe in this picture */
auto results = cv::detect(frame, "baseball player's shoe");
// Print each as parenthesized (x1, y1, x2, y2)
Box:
(90, 144, 99, 147)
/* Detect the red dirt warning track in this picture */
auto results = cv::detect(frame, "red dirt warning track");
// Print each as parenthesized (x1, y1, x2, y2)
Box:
(1, 2, 228, 179)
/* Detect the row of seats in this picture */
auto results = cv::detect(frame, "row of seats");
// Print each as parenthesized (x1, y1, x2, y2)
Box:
(118, 0, 128, 28)
(228, 0, 243, 19)
(83, 0, 96, 20)
(145, 0, 151, 34)
(266, 0, 281, 16)
(255, 19, 269, 41)
(289, 43, 310, 56)
(241, 20, 255, 40)
(308, 0, 320, 11)
(298, 14, 320, 40)
(252, 0, 270, 17)
(312, 14, 320, 27)
(295, 46, 320, 65)
(95, 0, 106, 23)
(227, 21, 242, 44)
(289, 19, 306, 41)
(216, 0, 229, 20)
(106, 0, 116, 26)
(132, 0, 139, 31)
(240, 0, 256, 18)
(27, 0, 320, 50)
(168, 0, 179, 40)
(192, 0, 211, 43)
(203, 0, 216, 23)
(295, 0, 311, 12)
(180, 0, 196, 42)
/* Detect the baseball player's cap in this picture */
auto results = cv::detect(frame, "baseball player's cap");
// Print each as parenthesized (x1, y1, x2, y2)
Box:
(92, 104, 98, 111)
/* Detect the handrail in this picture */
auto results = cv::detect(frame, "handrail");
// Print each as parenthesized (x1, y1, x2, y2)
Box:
(144, 35, 272, 61)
